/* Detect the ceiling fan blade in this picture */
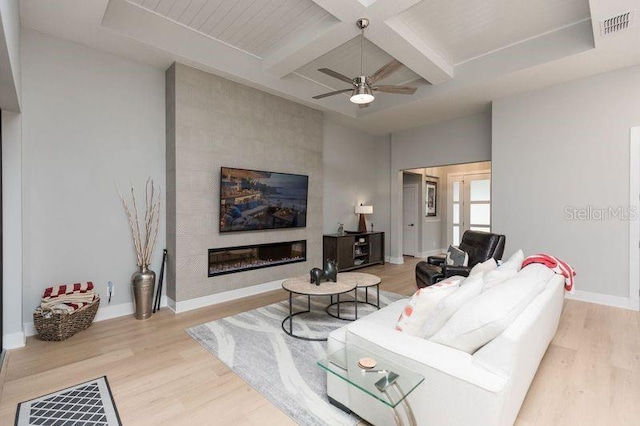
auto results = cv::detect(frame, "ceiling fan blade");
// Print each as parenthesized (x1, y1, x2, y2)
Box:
(359, 103, 370, 109)
(318, 68, 354, 84)
(373, 85, 417, 95)
(312, 88, 353, 99)
(368, 60, 404, 84)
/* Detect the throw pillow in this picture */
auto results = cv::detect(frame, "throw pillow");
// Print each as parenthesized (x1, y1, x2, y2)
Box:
(395, 277, 462, 336)
(469, 258, 498, 277)
(430, 276, 545, 353)
(420, 272, 485, 339)
(483, 249, 524, 290)
(445, 245, 469, 267)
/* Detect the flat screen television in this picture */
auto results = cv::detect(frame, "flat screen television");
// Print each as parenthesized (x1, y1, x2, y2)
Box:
(219, 167, 308, 233)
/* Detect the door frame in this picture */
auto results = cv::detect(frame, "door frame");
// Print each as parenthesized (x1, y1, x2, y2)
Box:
(629, 126, 640, 311)
(446, 169, 491, 246)
(402, 183, 419, 256)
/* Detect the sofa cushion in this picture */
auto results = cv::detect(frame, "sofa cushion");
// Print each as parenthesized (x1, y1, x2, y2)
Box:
(395, 277, 462, 336)
(430, 276, 545, 354)
(446, 245, 469, 266)
(328, 299, 407, 351)
(421, 272, 485, 339)
(483, 249, 524, 290)
(469, 258, 497, 277)
(517, 263, 555, 283)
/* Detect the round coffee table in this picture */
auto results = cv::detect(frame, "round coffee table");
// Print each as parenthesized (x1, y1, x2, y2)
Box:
(281, 274, 357, 341)
(326, 272, 381, 321)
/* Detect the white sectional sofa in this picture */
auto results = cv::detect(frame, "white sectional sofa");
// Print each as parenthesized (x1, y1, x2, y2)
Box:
(326, 264, 565, 426)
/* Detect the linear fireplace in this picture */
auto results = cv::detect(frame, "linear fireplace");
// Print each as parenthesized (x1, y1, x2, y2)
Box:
(208, 240, 307, 277)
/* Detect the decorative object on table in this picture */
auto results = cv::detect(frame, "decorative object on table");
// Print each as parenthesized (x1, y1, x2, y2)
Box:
(186, 290, 404, 426)
(309, 258, 339, 285)
(355, 203, 373, 232)
(425, 177, 438, 217)
(337, 223, 344, 235)
(153, 248, 168, 313)
(33, 282, 100, 341)
(15, 376, 121, 426)
(358, 357, 377, 369)
(117, 178, 161, 320)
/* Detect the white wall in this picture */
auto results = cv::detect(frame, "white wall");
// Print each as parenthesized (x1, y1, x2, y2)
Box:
(323, 119, 391, 256)
(389, 111, 492, 261)
(2, 111, 22, 348)
(0, 0, 20, 112)
(492, 64, 640, 306)
(21, 29, 165, 326)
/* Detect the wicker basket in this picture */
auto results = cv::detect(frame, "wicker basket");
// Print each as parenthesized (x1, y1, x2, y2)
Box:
(34, 297, 100, 341)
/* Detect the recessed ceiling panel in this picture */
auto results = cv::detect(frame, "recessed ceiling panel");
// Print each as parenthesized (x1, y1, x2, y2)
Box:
(296, 36, 424, 93)
(129, 0, 339, 58)
(397, 0, 591, 64)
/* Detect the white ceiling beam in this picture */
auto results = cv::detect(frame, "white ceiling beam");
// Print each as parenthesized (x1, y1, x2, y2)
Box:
(262, 24, 358, 79)
(101, 0, 357, 117)
(263, 0, 453, 84)
(372, 18, 453, 84)
(262, 0, 364, 78)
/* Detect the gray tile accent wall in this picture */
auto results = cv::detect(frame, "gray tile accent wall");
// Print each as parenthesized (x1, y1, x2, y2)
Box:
(166, 63, 323, 302)
(165, 64, 177, 301)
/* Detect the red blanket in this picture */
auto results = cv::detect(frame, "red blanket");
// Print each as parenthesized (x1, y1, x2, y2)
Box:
(522, 254, 575, 293)
(42, 282, 94, 298)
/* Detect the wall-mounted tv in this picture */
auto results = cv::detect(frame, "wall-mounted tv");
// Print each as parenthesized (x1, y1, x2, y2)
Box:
(219, 167, 308, 233)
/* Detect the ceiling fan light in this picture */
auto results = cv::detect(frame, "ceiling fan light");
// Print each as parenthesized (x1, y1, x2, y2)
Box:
(350, 86, 374, 104)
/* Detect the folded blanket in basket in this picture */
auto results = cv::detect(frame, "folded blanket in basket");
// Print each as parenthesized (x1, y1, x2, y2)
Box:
(41, 293, 97, 311)
(43, 282, 94, 298)
(40, 300, 94, 314)
(40, 282, 97, 313)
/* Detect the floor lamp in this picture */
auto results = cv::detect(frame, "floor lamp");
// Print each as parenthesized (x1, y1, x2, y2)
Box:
(355, 204, 373, 233)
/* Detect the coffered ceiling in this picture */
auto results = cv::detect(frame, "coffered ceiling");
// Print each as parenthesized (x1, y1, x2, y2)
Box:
(20, 0, 640, 134)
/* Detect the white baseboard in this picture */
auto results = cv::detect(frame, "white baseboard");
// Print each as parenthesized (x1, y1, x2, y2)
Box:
(168, 279, 284, 314)
(3, 331, 26, 349)
(566, 290, 636, 311)
(416, 248, 445, 259)
(388, 256, 404, 264)
(22, 296, 169, 338)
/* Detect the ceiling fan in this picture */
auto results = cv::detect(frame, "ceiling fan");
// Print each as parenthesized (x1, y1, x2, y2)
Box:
(312, 18, 417, 107)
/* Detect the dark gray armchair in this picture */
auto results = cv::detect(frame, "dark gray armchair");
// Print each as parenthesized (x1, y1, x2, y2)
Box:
(415, 231, 506, 288)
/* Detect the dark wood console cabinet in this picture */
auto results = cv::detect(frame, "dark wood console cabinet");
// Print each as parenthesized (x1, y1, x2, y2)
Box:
(323, 232, 385, 271)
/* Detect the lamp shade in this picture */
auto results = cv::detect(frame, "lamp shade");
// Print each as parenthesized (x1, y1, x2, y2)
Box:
(355, 205, 373, 214)
(350, 77, 374, 104)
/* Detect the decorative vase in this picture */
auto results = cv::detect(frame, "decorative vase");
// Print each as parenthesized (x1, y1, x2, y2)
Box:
(132, 266, 156, 320)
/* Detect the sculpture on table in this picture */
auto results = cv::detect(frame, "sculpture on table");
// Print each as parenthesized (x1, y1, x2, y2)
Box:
(310, 259, 338, 285)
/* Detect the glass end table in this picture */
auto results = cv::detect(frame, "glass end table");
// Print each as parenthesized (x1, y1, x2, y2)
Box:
(318, 346, 424, 425)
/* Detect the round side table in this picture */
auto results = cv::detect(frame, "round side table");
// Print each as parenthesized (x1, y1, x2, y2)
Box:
(281, 274, 357, 341)
(326, 272, 381, 321)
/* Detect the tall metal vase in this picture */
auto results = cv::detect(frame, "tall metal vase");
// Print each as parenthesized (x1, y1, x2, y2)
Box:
(132, 266, 156, 320)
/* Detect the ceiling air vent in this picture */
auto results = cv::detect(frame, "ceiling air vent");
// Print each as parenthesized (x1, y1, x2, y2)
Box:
(600, 11, 635, 36)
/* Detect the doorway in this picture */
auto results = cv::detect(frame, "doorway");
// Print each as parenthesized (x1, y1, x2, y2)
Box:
(403, 183, 418, 256)
(448, 171, 492, 246)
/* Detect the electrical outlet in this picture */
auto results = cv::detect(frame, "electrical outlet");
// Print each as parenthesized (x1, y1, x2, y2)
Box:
(107, 281, 114, 303)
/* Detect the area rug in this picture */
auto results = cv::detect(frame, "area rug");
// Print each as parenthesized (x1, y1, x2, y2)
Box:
(15, 376, 121, 426)
(187, 290, 405, 426)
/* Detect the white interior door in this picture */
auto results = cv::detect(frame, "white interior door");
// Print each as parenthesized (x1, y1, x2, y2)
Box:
(464, 173, 492, 234)
(448, 172, 491, 246)
(403, 184, 418, 256)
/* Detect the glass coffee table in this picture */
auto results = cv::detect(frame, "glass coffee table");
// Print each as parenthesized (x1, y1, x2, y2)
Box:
(318, 345, 424, 426)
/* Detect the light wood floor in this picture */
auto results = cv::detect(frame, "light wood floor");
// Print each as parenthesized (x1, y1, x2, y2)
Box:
(1, 258, 639, 425)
